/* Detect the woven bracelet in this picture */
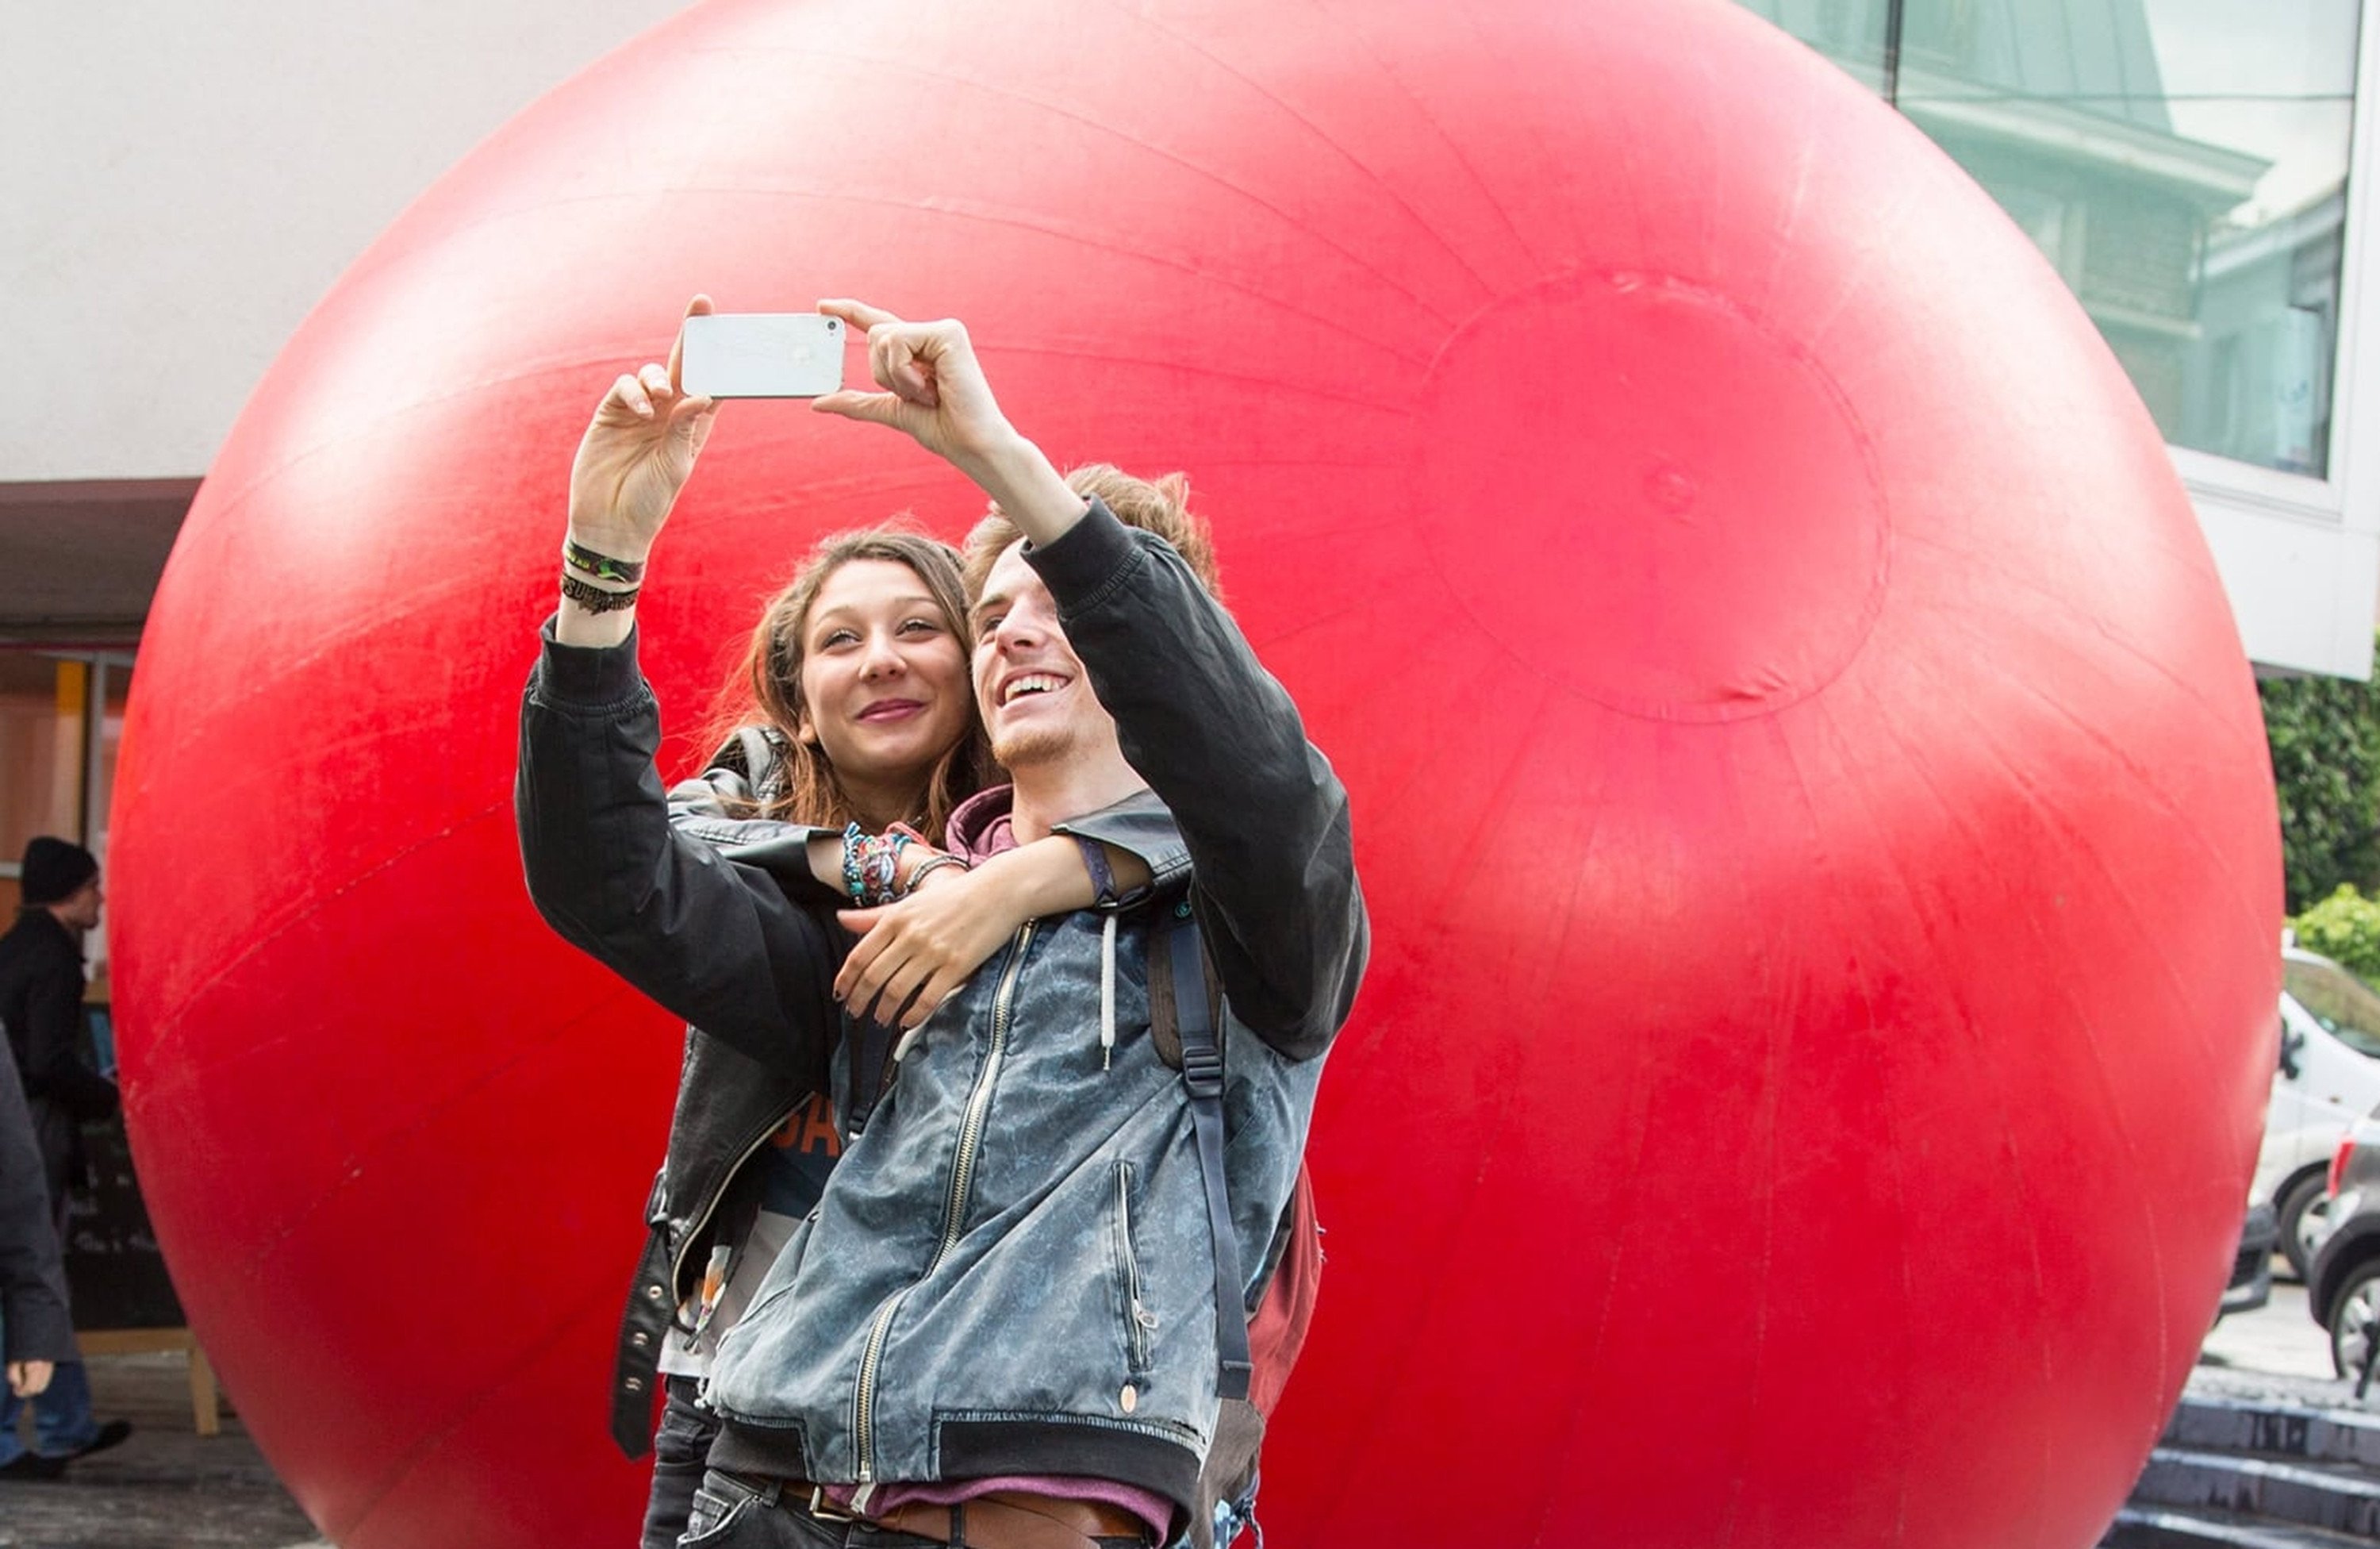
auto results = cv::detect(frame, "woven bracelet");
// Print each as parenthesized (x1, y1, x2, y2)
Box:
(562, 537, 647, 585)
(902, 854, 969, 895)
(862, 833, 911, 906)
(839, 828, 921, 905)
(560, 571, 640, 614)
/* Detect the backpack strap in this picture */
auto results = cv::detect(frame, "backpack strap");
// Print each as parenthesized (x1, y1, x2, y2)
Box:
(1161, 901, 1253, 1401)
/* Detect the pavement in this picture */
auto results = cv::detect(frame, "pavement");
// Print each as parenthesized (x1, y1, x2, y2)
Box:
(0, 1351, 321, 1549)
(1, 1270, 2368, 1547)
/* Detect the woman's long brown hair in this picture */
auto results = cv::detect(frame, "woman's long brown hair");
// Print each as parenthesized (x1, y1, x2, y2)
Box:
(701, 526, 992, 838)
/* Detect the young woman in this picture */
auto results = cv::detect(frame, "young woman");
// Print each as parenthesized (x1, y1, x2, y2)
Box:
(559, 309, 1150, 1549)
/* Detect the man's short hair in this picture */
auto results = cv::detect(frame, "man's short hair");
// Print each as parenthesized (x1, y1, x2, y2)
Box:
(964, 464, 1222, 603)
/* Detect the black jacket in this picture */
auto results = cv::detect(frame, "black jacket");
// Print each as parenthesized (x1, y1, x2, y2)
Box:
(0, 1039, 74, 1365)
(0, 911, 112, 1119)
(610, 1025, 809, 1453)
(0, 909, 115, 1209)
(608, 756, 840, 1459)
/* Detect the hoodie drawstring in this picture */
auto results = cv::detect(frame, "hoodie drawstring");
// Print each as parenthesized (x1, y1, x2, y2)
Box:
(1099, 913, 1117, 1071)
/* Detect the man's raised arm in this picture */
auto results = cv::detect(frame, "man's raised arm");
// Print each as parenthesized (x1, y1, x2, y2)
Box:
(812, 302, 1366, 1059)
(1028, 503, 1365, 1059)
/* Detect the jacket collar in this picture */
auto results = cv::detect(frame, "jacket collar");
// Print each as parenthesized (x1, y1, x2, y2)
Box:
(7, 907, 76, 947)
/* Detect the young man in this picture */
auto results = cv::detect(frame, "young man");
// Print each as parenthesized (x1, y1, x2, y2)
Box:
(0, 837, 132, 1472)
(519, 301, 1365, 1548)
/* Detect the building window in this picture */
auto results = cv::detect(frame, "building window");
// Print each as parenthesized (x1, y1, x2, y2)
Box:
(1745, 0, 2363, 481)
(0, 650, 132, 987)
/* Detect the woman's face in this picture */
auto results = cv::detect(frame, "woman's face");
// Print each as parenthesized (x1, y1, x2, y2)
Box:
(795, 557, 973, 820)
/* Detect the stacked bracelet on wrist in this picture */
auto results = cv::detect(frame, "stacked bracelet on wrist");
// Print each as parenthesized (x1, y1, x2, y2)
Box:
(842, 824, 914, 906)
(559, 537, 645, 614)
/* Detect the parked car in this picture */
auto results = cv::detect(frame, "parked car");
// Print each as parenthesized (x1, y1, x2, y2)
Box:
(2255, 948, 2380, 1276)
(2219, 1199, 2277, 1320)
(2304, 1109, 2380, 1380)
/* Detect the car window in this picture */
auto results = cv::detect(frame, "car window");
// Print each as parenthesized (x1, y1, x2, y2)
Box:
(2283, 958, 2380, 1059)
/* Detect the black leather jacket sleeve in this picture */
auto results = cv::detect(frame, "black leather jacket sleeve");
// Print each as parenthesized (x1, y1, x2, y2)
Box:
(1027, 500, 1368, 1061)
(516, 619, 839, 1086)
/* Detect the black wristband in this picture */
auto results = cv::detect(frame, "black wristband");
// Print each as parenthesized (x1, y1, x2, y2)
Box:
(561, 571, 641, 614)
(563, 537, 648, 585)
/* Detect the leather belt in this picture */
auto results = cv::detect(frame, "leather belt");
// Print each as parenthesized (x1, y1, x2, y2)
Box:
(747, 1476, 1150, 1549)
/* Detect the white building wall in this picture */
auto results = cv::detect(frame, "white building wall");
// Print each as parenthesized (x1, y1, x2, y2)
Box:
(0, 0, 689, 482)
(2198, 492, 2380, 677)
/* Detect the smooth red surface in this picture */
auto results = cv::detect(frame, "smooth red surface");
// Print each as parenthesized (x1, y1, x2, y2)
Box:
(110, 2, 2281, 1545)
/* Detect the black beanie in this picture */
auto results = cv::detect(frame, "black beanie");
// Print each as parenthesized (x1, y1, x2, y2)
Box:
(20, 837, 98, 907)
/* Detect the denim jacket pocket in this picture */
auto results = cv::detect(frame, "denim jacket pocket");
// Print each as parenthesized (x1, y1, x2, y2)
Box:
(715, 1209, 820, 1361)
(1109, 1162, 1161, 1377)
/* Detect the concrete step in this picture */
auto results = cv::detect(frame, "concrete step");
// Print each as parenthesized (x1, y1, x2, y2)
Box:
(2104, 1504, 2378, 1549)
(2131, 1447, 2380, 1538)
(2163, 1395, 2380, 1470)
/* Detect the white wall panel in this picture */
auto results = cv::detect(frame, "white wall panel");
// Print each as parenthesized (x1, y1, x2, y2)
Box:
(0, 1, 689, 482)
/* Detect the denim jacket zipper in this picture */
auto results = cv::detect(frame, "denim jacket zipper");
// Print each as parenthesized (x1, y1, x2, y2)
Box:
(854, 921, 1037, 1495)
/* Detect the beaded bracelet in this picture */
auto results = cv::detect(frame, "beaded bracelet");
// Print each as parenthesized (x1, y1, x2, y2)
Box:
(562, 537, 647, 585)
(841, 824, 866, 902)
(866, 833, 910, 905)
(840, 824, 914, 906)
(560, 571, 641, 614)
(902, 854, 969, 895)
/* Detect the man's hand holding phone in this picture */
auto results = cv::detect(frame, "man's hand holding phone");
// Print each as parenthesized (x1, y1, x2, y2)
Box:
(810, 299, 1085, 548)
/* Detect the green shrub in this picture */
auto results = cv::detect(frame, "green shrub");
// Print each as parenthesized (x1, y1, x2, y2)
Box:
(2291, 884, 2380, 982)
(2262, 648, 2380, 913)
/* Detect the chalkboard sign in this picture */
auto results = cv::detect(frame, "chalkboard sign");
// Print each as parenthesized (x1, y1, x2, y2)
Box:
(61, 1111, 186, 1332)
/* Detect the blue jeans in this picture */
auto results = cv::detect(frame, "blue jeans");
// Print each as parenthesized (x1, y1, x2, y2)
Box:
(644, 1375, 720, 1549)
(1, 1358, 98, 1463)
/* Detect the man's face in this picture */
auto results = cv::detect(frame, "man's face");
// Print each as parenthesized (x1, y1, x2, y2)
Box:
(970, 541, 1118, 771)
(56, 875, 102, 932)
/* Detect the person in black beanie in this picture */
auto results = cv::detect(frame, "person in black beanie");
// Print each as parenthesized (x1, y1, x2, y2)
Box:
(0, 837, 130, 1472)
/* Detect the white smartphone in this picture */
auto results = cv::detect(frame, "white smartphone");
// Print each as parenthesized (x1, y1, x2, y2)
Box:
(680, 313, 846, 398)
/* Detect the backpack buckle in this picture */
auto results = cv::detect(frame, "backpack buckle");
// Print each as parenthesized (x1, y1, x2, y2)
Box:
(1181, 1044, 1224, 1098)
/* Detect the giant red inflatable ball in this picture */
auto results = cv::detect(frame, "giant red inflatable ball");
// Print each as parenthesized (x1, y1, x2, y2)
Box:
(110, 2, 2280, 1545)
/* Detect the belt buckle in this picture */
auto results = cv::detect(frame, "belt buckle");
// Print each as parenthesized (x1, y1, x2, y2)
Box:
(807, 1484, 858, 1523)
